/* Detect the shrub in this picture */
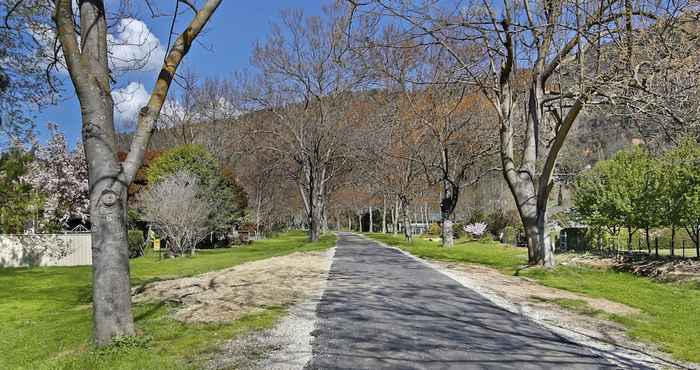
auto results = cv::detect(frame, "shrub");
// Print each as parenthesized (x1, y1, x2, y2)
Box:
(467, 209, 486, 224)
(427, 223, 441, 236)
(486, 209, 519, 238)
(452, 222, 464, 239)
(127, 230, 145, 258)
(502, 225, 521, 244)
(464, 222, 488, 238)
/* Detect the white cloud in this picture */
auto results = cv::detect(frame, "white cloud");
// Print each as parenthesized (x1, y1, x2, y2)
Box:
(113, 82, 150, 123)
(29, 17, 165, 74)
(108, 18, 166, 72)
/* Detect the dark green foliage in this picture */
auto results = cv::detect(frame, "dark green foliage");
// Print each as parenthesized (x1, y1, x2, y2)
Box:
(486, 209, 519, 239)
(0, 147, 44, 233)
(501, 225, 523, 244)
(573, 140, 700, 254)
(574, 146, 660, 249)
(452, 222, 464, 239)
(127, 230, 145, 258)
(145, 145, 247, 231)
(467, 209, 486, 224)
(146, 145, 219, 185)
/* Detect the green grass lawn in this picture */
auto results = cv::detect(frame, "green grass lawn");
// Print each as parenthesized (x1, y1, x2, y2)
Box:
(366, 232, 700, 364)
(365, 233, 528, 273)
(0, 231, 335, 370)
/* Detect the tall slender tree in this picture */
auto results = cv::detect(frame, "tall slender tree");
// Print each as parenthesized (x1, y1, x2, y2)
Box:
(53, 0, 223, 345)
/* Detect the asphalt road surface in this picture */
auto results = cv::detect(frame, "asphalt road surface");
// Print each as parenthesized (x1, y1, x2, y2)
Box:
(306, 233, 619, 370)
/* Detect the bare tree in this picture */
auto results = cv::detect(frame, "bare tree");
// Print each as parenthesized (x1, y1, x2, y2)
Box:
(348, 0, 693, 266)
(393, 49, 498, 247)
(159, 70, 239, 147)
(141, 171, 213, 256)
(240, 8, 368, 242)
(364, 41, 431, 241)
(599, 11, 700, 148)
(53, 0, 223, 345)
(237, 149, 290, 237)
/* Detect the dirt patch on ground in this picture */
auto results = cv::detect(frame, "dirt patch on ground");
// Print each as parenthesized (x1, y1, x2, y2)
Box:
(437, 262, 639, 316)
(204, 247, 335, 370)
(133, 250, 330, 323)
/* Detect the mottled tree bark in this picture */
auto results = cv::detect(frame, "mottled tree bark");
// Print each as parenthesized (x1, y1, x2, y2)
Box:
(440, 180, 459, 247)
(54, 0, 223, 345)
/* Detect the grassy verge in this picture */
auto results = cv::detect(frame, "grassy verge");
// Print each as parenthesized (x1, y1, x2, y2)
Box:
(365, 233, 528, 273)
(365, 232, 700, 364)
(0, 231, 335, 370)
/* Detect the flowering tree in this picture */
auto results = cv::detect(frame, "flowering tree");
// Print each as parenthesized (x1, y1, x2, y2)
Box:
(23, 124, 88, 230)
(464, 222, 488, 239)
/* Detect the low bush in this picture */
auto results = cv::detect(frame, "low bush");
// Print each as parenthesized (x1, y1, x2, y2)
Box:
(501, 225, 521, 244)
(127, 230, 145, 258)
(427, 223, 442, 236)
(467, 209, 486, 224)
(452, 222, 464, 239)
(486, 209, 519, 238)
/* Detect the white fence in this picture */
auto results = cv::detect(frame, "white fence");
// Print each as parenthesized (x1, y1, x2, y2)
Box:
(0, 233, 92, 268)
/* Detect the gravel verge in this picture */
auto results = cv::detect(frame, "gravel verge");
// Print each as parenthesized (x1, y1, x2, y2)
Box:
(204, 246, 336, 370)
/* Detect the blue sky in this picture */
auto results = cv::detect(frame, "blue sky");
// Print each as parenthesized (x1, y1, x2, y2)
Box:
(36, 0, 326, 148)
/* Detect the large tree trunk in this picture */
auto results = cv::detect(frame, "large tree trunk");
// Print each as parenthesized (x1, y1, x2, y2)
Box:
(309, 203, 322, 242)
(670, 225, 676, 257)
(53, 0, 136, 345)
(516, 198, 555, 266)
(86, 129, 136, 346)
(442, 219, 453, 247)
(298, 169, 322, 242)
(494, 20, 584, 268)
(440, 182, 458, 247)
(321, 202, 328, 234)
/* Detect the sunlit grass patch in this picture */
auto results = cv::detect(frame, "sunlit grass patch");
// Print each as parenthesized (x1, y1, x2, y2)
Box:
(0, 231, 335, 369)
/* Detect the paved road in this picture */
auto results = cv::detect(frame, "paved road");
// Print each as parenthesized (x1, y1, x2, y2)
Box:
(307, 233, 618, 370)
